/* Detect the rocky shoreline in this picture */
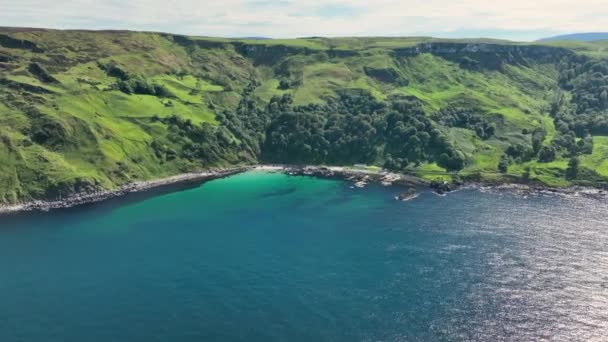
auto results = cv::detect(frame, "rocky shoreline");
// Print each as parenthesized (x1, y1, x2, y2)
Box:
(471, 182, 608, 199)
(258, 165, 428, 187)
(256, 165, 433, 201)
(2, 164, 607, 216)
(256, 165, 608, 200)
(0, 167, 251, 215)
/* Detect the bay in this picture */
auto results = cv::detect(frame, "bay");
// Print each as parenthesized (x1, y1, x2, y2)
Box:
(1, 171, 607, 341)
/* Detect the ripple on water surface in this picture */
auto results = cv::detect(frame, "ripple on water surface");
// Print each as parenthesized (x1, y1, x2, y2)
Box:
(0, 172, 607, 341)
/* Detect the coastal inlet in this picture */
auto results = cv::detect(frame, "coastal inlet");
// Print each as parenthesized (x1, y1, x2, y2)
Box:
(1, 171, 607, 341)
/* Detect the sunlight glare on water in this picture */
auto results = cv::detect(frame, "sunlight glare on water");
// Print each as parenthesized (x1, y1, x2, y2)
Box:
(0, 172, 607, 341)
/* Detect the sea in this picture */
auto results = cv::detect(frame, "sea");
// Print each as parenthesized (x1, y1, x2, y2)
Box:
(1, 171, 607, 341)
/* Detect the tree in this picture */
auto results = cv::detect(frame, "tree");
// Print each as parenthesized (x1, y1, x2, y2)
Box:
(154, 84, 173, 97)
(485, 124, 496, 138)
(531, 128, 546, 153)
(475, 126, 485, 139)
(438, 151, 465, 171)
(383, 154, 397, 170)
(506, 143, 533, 160)
(99, 62, 129, 80)
(278, 79, 291, 90)
(577, 135, 594, 154)
(498, 154, 510, 173)
(116, 79, 133, 94)
(538, 145, 557, 163)
(566, 157, 580, 179)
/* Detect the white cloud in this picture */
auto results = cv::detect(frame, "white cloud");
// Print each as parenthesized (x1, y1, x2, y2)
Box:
(0, 0, 606, 41)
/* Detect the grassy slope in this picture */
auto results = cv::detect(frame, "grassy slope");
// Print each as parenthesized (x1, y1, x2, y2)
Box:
(0, 30, 241, 202)
(0, 29, 605, 203)
(539, 40, 608, 58)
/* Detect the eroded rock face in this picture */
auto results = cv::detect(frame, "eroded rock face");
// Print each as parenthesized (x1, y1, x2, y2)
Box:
(236, 44, 314, 66)
(394, 42, 572, 70)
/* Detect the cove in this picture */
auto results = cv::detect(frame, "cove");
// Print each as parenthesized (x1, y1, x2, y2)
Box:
(1, 171, 607, 341)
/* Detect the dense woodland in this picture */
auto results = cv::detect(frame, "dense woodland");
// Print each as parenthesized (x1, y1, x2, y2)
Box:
(147, 80, 466, 172)
(144, 50, 608, 179)
(215, 83, 465, 171)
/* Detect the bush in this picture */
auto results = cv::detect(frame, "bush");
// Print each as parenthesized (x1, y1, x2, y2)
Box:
(506, 143, 533, 161)
(434, 106, 496, 139)
(538, 145, 557, 163)
(98, 62, 130, 80)
(438, 151, 465, 171)
(498, 154, 510, 173)
(278, 79, 291, 90)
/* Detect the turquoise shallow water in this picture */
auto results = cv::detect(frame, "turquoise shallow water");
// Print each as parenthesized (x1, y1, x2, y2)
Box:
(1, 171, 608, 341)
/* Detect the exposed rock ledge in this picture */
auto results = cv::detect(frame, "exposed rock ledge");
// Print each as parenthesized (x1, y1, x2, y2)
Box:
(255, 165, 608, 200)
(254, 165, 428, 188)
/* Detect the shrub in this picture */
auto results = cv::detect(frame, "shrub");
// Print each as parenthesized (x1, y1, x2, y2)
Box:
(538, 145, 557, 163)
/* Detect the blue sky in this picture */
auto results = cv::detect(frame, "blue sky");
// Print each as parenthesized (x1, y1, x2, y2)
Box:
(1, 0, 606, 41)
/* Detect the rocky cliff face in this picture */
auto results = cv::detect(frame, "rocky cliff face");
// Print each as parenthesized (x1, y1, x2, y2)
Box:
(169, 34, 573, 71)
(394, 42, 572, 69)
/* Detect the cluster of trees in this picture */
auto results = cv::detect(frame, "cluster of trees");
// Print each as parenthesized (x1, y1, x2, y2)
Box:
(554, 56, 608, 136)
(150, 114, 248, 165)
(496, 55, 608, 175)
(99, 62, 173, 97)
(559, 56, 608, 114)
(98, 62, 130, 80)
(211, 83, 467, 171)
(498, 134, 541, 173)
(215, 80, 271, 157)
(432, 106, 496, 139)
(278, 79, 291, 90)
(114, 76, 172, 97)
(277, 78, 301, 90)
(498, 126, 593, 174)
(259, 90, 464, 170)
(528, 128, 547, 153)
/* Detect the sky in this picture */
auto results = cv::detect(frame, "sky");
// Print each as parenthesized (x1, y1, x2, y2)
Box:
(1, 0, 607, 41)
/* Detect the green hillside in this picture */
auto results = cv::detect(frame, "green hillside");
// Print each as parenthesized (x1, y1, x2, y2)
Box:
(2, 28, 608, 203)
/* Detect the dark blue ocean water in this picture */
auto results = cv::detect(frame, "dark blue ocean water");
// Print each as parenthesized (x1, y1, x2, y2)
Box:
(1, 172, 607, 341)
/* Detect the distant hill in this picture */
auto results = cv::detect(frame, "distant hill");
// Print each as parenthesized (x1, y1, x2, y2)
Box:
(538, 32, 608, 42)
(236, 37, 272, 40)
